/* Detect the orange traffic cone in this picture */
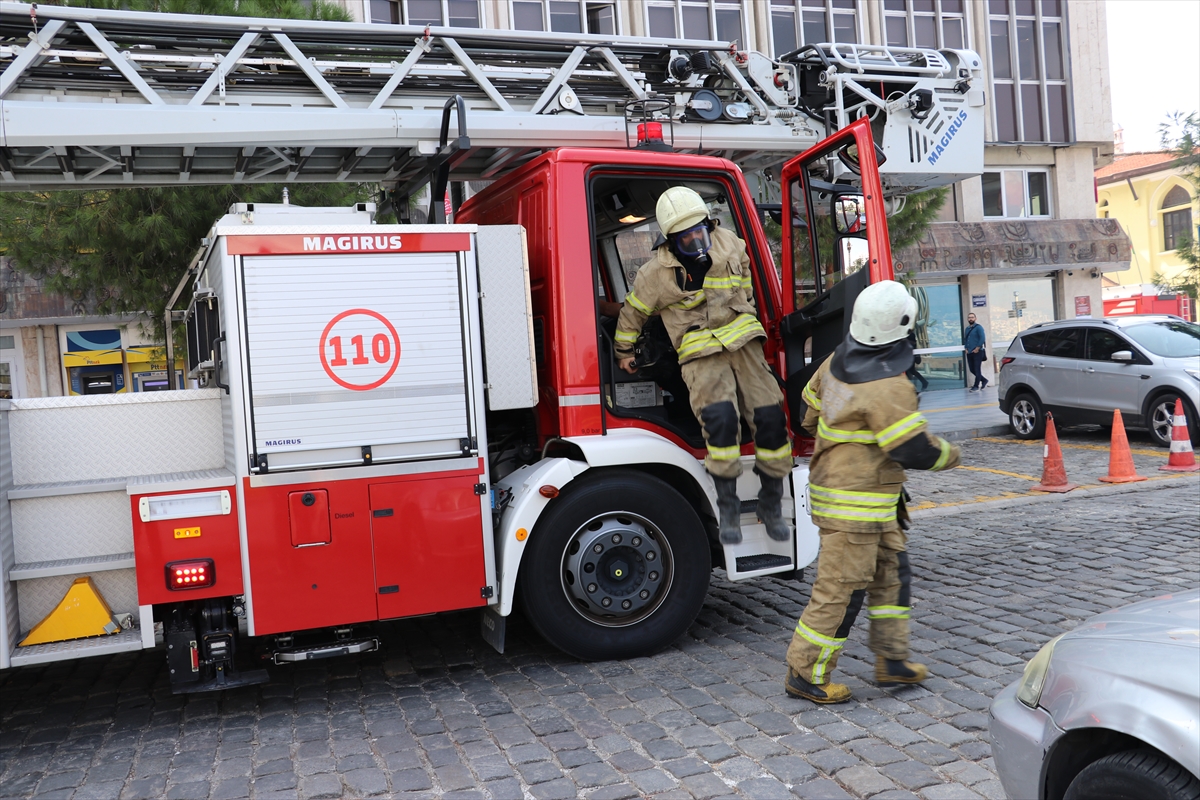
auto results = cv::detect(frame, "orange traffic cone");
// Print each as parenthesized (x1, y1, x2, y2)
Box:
(1031, 413, 1077, 492)
(1160, 399, 1199, 473)
(1098, 409, 1147, 483)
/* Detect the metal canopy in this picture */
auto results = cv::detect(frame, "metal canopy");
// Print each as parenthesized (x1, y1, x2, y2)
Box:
(0, 1, 982, 192)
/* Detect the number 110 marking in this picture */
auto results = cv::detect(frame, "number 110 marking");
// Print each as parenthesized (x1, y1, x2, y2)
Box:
(327, 334, 392, 366)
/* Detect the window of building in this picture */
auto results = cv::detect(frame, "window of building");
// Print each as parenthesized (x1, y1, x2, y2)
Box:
(770, 0, 858, 57)
(646, 0, 743, 41)
(981, 169, 1050, 218)
(1162, 184, 1194, 252)
(512, 0, 617, 33)
(370, 0, 480, 27)
(988, 0, 1069, 142)
(989, 275, 1057, 359)
(883, 0, 967, 49)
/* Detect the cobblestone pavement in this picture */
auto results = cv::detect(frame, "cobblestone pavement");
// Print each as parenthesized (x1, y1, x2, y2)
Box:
(1, 479, 1197, 800)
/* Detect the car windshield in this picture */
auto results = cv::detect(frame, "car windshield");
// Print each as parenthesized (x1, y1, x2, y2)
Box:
(1123, 321, 1200, 358)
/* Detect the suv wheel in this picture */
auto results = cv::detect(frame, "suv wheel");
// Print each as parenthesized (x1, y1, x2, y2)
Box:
(1147, 393, 1196, 448)
(1064, 749, 1200, 800)
(1008, 393, 1046, 439)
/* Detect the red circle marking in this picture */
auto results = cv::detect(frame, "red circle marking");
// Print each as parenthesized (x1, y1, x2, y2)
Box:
(319, 309, 401, 391)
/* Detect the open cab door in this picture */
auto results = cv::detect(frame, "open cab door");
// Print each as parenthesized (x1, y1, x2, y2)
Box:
(779, 118, 896, 438)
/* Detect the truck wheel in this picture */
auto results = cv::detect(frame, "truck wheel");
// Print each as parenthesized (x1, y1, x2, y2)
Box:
(1009, 393, 1045, 440)
(519, 472, 710, 660)
(1064, 749, 1200, 800)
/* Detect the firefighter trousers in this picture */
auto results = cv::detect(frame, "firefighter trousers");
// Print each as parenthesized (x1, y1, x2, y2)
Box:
(680, 341, 791, 480)
(786, 527, 911, 684)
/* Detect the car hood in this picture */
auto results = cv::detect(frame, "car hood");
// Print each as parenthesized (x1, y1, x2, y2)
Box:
(1065, 590, 1200, 648)
(1160, 355, 1200, 368)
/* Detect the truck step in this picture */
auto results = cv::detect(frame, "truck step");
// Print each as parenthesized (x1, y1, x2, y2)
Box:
(171, 667, 270, 695)
(9, 628, 144, 668)
(734, 553, 794, 573)
(272, 639, 379, 664)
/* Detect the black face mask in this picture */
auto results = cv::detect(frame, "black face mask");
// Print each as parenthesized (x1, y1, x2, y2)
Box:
(675, 250, 712, 291)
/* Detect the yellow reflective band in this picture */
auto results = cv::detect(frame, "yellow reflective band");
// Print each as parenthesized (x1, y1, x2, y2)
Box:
(809, 501, 897, 522)
(876, 412, 927, 447)
(671, 291, 706, 309)
(867, 605, 910, 619)
(817, 418, 878, 444)
(706, 444, 741, 461)
(755, 443, 792, 461)
(802, 382, 822, 410)
(711, 314, 766, 347)
(794, 619, 846, 650)
(626, 292, 653, 315)
(703, 275, 737, 290)
(677, 330, 720, 359)
(808, 484, 899, 503)
(932, 437, 953, 471)
(812, 645, 837, 683)
(738, 274, 752, 289)
(614, 329, 638, 344)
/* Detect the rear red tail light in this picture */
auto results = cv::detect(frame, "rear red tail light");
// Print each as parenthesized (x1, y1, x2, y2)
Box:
(166, 559, 215, 590)
(1000, 356, 1016, 368)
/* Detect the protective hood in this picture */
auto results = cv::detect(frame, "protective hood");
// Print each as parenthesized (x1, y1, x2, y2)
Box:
(829, 332, 915, 384)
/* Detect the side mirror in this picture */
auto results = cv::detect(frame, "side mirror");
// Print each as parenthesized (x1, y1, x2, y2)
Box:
(837, 142, 888, 174)
(833, 195, 866, 235)
(1110, 350, 1134, 362)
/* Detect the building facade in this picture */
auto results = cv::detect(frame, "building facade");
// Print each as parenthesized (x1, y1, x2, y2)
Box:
(336, 0, 1122, 389)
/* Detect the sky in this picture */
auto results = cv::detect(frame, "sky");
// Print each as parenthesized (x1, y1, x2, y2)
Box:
(1106, 0, 1200, 153)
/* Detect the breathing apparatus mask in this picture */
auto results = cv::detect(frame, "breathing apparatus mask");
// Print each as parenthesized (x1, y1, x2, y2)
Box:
(671, 221, 713, 269)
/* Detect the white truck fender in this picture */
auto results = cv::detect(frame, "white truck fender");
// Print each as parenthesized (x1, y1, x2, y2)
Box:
(790, 464, 820, 569)
(493, 457, 589, 615)
(563, 429, 717, 519)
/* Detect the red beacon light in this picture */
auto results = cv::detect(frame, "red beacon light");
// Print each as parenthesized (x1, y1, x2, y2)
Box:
(165, 558, 215, 590)
(637, 122, 664, 146)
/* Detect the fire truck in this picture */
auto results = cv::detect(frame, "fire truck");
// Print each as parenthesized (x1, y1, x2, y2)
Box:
(0, 1, 985, 690)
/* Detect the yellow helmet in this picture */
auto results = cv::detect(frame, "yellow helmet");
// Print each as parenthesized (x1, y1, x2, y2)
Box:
(655, 186, 709, 235)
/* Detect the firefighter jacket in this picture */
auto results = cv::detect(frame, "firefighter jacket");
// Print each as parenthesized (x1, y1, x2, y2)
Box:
(800, 356, 960, 533)
(614, 226, 764, 365)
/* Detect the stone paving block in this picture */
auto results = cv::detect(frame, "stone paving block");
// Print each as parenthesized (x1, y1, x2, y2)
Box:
(761, 754, 816, 784)
(298, 773, 343, 800)
(569, 761, 622, 788)
(792, 777, 855, 799)
(880, 760, 941, 790)
(815, 723, 868, 745)
(663, 757, 710, 779)
(681, 772, 735, 800)
(484, 777, 523, 800)
(919, 723, 975, 747)
(529, 777, 579, 800)
(836, 764, 896, 797)
(846, 739, 907, 766)
(807, 748, 861, 775)
(585, 784, 641, 800)
(919, 783, 983, 800)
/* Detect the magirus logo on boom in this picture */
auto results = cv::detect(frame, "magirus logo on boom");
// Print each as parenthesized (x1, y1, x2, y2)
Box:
(927, 110, 970, 166)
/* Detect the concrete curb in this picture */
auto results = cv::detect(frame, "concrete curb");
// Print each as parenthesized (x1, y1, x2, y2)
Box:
(937, 424, 1010, 443)
(909, 473, 1200, 520)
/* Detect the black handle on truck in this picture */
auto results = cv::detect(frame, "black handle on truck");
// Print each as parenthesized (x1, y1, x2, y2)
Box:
(213, 334, 229, 394)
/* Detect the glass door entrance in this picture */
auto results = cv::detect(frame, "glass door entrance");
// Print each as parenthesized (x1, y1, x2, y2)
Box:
(909, 283, 965, 391)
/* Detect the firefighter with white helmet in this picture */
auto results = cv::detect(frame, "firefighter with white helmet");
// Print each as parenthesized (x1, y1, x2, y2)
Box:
(784, 280, 961, 704)
(615, 186, 792, 545)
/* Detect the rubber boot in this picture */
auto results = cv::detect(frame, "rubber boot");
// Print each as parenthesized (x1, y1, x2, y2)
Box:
(874, 657, 928, 685)
(713, 476, 742, 545)
(784, 669, 852, 704)
(756, 469, 790, 542)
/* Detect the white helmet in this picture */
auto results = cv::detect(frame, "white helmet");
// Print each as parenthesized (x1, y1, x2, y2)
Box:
(656, 186, 709, 234)
(849, 280, 918, 345)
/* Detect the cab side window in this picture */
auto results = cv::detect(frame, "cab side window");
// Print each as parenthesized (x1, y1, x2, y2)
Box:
(1042, 328, 1082, 358)
(1019, 331, 1047, 354)
(1084, 329, 1133, 361)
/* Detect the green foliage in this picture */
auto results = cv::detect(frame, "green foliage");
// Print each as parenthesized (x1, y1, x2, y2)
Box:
(1156, 111, 1200, 299)
(0, 0, 364, 329)
(886, 187, 949, 253)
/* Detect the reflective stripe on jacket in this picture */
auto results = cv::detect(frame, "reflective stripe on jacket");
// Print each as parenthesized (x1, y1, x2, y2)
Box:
(615, 226, 762, 364)
(800, 357, 960, 533)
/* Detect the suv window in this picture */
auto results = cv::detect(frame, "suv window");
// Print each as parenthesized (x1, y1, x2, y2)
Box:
(1019, 330, 1047, 355)
(1042, 327, 1083, 358)
(1085, 328, 1133, 361)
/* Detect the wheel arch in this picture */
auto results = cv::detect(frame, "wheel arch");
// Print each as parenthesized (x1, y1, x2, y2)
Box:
(1004, 383, 1040, 409)
(493, 431, 715, 616)
(1042, 728, 1181, 800)
(1141, 387, 1198, 431)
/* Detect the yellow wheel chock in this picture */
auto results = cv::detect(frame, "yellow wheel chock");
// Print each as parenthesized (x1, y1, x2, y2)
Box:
(19, 577, 123, 646)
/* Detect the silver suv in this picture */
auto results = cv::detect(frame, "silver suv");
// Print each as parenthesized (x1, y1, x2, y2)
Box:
(998, 315, 1200, 447)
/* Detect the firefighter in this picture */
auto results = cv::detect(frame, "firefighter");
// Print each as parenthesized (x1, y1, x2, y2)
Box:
(784, 280, 961, 704)
(615, 186, 791, 545)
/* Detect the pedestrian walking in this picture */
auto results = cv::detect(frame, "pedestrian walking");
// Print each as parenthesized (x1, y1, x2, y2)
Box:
(785, 280, 961, 704)
(964, 312, 987, 391)
(616, 186, 792, 545)
(905, 354, 929, 391)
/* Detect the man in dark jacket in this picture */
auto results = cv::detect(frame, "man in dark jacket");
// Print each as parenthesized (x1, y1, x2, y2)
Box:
(964, 313, 987, 391)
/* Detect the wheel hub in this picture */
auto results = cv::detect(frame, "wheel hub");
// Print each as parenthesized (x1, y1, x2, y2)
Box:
(562, 513, 671, 626)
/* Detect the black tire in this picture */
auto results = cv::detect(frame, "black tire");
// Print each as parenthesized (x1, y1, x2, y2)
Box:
(1146, 393, 1198, 448)
(1064, 749, 1200, 800)
(518, 472, 710, 660)
(1008, 392, 1046, 439)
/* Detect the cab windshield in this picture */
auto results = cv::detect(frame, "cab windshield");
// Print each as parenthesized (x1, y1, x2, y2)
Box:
(1123, 321, 1200, 358)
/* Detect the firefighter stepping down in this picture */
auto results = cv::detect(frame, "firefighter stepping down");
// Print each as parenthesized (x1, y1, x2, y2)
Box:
(785, 281, 961, 704)
(616, 187, 792, 546)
